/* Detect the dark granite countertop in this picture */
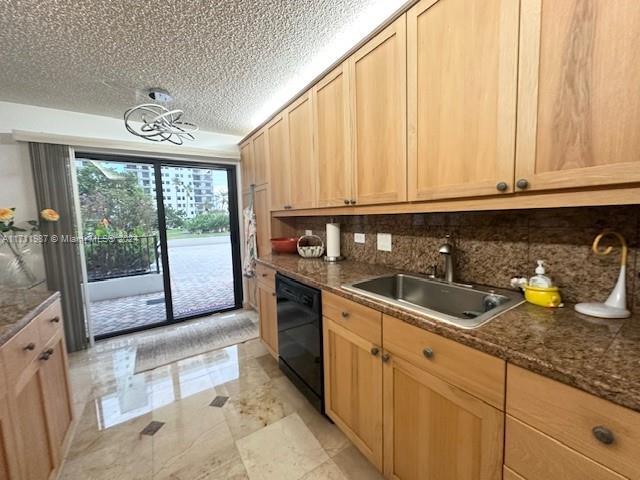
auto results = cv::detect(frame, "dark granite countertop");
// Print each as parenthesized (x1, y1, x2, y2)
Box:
(0, 288, 60, 346)
(257, 254, 640, 413)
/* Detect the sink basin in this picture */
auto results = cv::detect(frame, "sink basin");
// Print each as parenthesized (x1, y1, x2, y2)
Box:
(342, 274, 523, 329)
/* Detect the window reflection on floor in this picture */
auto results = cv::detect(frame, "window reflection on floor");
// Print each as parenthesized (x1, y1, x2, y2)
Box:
(95, 345, 240, 429)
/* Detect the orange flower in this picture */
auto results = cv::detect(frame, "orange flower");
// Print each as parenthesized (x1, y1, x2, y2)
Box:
(40, 208, 60, 222)
(0, 208, 14, 222)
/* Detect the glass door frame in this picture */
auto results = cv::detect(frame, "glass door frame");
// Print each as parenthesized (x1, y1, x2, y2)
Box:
(75, 152, 244, 340)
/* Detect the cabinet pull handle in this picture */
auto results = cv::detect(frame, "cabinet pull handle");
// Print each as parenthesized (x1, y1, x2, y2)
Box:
(592, 426, 615, 445)
(39, 348, 54, 361)
(272, 292, 276, 297)
(50, 316, 60, 323)
(370, 347, 380, 356)
(422, 347, 434, 359)
(341, 311, 350, 318)
(381, 353, 391, 363)
(516, 178, 529, 190)
(496, 182, 508, 192)
(24, 342, 36, 351)
(261, 273, 268, 277)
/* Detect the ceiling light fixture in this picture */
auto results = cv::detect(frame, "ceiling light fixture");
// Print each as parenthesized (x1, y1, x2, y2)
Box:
(124, 88, 198, 145)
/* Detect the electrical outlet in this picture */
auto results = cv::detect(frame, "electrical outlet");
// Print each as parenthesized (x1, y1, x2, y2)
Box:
(377, 233, 392, 252)
(305, 229, 313, 236)
(354, 233, 365, 244)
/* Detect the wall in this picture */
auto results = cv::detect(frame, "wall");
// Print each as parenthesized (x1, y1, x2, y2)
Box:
(286, 206, 640, 310)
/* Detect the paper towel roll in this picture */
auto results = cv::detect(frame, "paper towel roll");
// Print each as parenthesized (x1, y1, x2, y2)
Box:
(326, 223, 341, 258)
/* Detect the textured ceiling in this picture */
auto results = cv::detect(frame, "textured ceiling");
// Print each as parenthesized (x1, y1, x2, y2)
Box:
(0, 0, 406, 136)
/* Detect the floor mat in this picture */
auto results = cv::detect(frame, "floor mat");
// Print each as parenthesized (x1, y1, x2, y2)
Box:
(134, 314, 259, 373)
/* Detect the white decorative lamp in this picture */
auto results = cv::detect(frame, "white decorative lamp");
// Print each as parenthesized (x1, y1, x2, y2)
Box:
(575, 230, 631, 319)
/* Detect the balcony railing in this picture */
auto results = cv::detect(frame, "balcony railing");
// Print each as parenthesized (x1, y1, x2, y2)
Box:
(84, 235, 160, 282)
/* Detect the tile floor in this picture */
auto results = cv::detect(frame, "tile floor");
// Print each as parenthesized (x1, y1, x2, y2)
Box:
(61, 310, 383, 480)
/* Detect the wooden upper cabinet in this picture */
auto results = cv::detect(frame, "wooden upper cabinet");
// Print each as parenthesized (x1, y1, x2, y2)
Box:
(516, 0, 640, 191)
(267, 114, 291, 210)
(407, 0, 519, 201)
(253, 129, 268, 187)
(313, 63, 353, 207)
(254, 184, 271, 257)
(349, 16, 407, 206)
(240, 140, 254, 193)
(286, 93, 316, 209)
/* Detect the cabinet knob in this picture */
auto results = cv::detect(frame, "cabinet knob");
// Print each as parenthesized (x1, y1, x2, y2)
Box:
(370, 347, 380, 356)
(496, 182, 508, 192)
(341, 311, 350, 319)
(39, 348, 54, 361)
(592, 426, 615, 445)
(381, 353, 391, 363)
(50, 316, 60, 323)
(516, 178, 529, 190)
(24, 342, 36, 351)
(350, 199, 356, 205)
(344, 199, 350, 205)
(422, 347, 434, 359)
(261, 273, 268, 277)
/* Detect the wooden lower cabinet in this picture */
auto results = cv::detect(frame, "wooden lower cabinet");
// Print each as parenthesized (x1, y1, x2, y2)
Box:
(382, 353, 504, 480)
(0, 299, 74, 480)
(0, 383, 20, 480)
(258, 284, 278, 356)
(323, 318, 383, 469)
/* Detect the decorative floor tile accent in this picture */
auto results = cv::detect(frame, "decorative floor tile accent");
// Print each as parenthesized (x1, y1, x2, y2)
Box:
(210, 395, 229, 407)
(140, 420, 165, 436)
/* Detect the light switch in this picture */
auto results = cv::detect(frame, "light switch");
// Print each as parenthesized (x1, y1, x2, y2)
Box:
(377, 233, 392, 252)
(305, 229, 313, 236)
(354, 233, 365, 244)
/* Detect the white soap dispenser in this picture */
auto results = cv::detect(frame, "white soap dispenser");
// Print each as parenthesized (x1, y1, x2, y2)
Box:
(529, 260, 553, 288)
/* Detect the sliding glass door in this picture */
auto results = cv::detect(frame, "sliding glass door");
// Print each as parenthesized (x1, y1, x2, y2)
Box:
(160, 165, 238, 319)
(74, 154, 242, 339)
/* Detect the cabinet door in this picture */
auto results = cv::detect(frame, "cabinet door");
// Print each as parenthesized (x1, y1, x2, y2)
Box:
(0, 393, 20, 480)
(313, 64, 353, 207)
(253, 129, 269, 186)
(240, 140, 254, 193)
(267, 114, 291, 210)
(349, 16, 407, 206)
(407, 0, 518, 200)
(258, 285, 278, 355)
(10, 363, 55, 480)
(254, 184, 271, 257)
(323, 318, 383, 470)
(516, 0, 640, 191)
(287, 93, 316, 209)
(39, 336, 73, 464)
(383, 353, 503, 480)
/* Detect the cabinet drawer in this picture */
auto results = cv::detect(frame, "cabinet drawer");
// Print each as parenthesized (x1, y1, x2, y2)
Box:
(256, 263, 276, 290)
(382, 314, 505, 409)
(507, 364, 640, 479)
(1, 320, 41, 384)
(506, 416, 625, 480)
(36, 300, 63, 345)
(322, 291, 381, 345)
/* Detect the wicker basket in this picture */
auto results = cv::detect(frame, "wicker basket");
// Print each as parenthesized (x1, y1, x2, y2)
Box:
(297, 235, 325, 258)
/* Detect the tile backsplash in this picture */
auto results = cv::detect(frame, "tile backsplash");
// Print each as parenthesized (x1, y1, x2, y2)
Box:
(285, 206, 640, 310)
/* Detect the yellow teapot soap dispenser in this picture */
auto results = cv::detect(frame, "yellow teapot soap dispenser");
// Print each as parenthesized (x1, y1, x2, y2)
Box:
(522, 260, 563, 308)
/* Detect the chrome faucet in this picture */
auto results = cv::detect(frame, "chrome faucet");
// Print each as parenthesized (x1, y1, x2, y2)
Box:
(438, 235, 454, 283)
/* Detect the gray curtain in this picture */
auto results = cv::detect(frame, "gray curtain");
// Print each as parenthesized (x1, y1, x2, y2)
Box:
(29, 143, 88, 352)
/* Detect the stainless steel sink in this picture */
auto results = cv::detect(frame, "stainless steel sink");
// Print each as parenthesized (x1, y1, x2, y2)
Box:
(342, 274, 523, 329)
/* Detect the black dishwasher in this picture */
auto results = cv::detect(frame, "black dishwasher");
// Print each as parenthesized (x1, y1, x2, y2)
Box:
(276, 273, 324, 414)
